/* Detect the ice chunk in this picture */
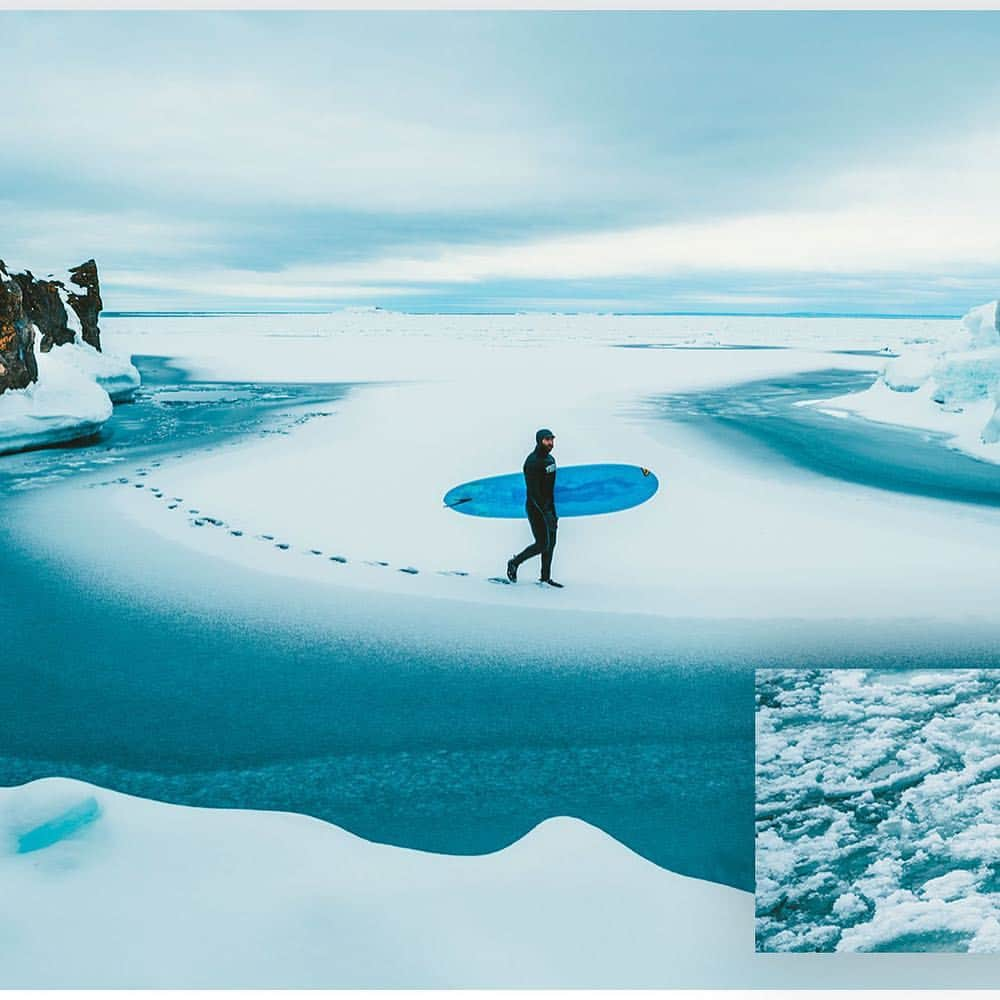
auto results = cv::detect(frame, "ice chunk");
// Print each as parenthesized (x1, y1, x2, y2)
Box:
(0, 331, 113, 455)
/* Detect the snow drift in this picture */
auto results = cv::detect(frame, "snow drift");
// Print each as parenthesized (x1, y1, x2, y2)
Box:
(0, 777, 746, 988)
(0, 332, 113, 455)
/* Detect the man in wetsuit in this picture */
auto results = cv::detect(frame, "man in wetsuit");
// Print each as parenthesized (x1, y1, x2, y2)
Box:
(506, 428, 563, 588)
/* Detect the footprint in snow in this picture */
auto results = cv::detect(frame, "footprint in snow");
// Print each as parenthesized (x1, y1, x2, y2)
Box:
(399, 567, 419, 575)
(230, 529, 243, 537)
(275, 542, 290, 550)
(329, 556, 348, 564)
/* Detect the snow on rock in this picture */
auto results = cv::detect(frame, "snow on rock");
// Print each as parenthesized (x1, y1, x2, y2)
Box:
(0, 332, 113, 455)
(756, 669, 1000, 953)
(815, 301, 1000, 462)
(0, 777, 746, 988)
(0, 257, 138, 452)
(46, 282, 139, 401)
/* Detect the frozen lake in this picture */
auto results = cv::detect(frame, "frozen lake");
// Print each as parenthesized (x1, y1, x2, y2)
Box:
(3, 312, 999, 986)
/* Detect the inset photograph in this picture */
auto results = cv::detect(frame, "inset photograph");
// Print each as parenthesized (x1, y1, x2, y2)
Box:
(756, 668, 1000, 953)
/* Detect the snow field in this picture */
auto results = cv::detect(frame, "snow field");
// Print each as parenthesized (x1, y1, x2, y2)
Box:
(98, 318, 1000, 619)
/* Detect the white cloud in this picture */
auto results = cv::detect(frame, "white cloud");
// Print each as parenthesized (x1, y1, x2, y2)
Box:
(129, 197, 999, 300)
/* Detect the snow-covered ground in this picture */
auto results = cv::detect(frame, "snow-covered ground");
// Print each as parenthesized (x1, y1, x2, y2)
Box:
(97, 311, 1000, 620)
(4, 776, 1000, 987)
(756, 668, 1000, 953)
(814, 300, 1000, 463)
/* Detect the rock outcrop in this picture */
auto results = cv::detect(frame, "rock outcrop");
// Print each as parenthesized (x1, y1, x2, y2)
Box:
(12, 270, 76, 352)
(1, 258, 118, 399)
(0, 260, 38, 392)
(66, 259, 103, 351)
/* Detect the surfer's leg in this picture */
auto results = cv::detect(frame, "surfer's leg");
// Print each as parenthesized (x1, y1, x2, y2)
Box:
(513, 506, 546, 566)
(540, 514, 557, 580)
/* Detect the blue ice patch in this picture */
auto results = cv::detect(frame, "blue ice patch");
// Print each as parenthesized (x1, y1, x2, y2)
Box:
(16, 796, 102, 854)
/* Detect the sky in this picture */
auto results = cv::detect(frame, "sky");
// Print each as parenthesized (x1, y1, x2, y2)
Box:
(3, 11, 1000, 314)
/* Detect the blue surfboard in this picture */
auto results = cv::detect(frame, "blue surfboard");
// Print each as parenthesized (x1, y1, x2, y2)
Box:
(444, 463, 659, 518)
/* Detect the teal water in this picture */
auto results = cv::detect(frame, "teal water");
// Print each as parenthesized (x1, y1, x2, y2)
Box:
(651, 368, 1000, 507)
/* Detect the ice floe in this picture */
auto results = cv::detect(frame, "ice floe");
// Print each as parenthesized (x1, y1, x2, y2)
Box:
(813, 300, 1000, 462)
(756, 668, 1000, 953)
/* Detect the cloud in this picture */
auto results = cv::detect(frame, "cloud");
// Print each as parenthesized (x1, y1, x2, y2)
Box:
(4, 12, 1000, 312)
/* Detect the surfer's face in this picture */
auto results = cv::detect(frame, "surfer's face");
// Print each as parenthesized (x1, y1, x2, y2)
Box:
(540, 436, 555, 452)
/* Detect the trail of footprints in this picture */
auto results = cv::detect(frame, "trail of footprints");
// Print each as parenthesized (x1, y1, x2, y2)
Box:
(105, 466, 498, 583)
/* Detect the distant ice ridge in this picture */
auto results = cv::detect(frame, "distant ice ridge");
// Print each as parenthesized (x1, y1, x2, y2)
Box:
(814, 301, 1000, 462)
(0, 777, 745, 988)
(0, 332, 113, 455)
(756, 669, 1000, 953)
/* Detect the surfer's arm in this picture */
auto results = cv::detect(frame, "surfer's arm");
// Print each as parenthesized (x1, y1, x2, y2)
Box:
(524, 459, 547, 510)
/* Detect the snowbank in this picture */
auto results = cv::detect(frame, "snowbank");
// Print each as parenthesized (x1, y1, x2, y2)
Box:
(815, 301, 1000, 462)
(5, 776, 998, 987)
(0, 334, 112, 455)
(46, 338, 141, 403)
(0, 777, 746, 988)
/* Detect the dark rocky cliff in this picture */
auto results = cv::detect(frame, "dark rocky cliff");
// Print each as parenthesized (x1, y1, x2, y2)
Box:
(1, 259, 106, 395)
(0, 261, 38, 392)
(13, 270, 76, 352)
(67, 259, 103, 351)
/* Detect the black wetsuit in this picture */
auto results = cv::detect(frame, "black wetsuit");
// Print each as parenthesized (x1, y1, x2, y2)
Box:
(512, 445, 557, 580)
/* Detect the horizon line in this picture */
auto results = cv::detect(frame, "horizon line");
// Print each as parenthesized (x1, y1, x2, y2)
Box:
(103, 309, 963, 320)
